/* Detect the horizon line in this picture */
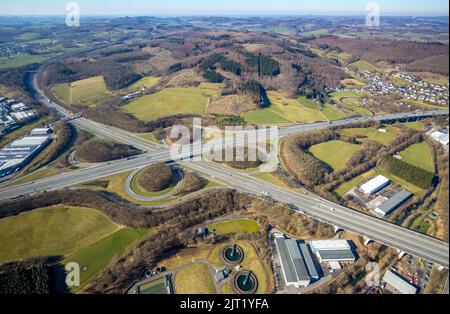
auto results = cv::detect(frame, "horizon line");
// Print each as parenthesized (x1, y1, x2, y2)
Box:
(0, 13, 448, 17)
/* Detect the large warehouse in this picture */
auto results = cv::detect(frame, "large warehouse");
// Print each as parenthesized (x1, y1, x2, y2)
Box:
(0, 129, 52, 177)
(375, 189, 413, 216)
(274, 235, 319, 288)
(360, 175, 390, 196)
(309, 240, 356, 263)
(383, 270, 418, 294)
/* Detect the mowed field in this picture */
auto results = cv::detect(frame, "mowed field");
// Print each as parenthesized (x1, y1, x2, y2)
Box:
(52, 76, 111, 107)
(0, 206, 118, 263)
(126, 76, 160, 91)
(399, 142, 434, 172)
(0, 206, 150, 292)
(174, 263, 216, 294)
(63, 227, 149, 292)
(123, 86, 218, 121)
(0, 54, 51, 69)
(208, 219, 260, 235)
(243, 92, 345, 125)
(340, 125, 401, 146)
(309, 140, 361, 171)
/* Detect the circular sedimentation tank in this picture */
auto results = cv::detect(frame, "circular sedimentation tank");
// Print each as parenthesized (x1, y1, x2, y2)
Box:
(233, 270, 258, 294)
(221, 244, 244, 265)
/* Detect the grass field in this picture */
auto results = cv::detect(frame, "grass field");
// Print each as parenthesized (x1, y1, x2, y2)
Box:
(79, 171, 177, 206)
(63, 227, 150, 292)
(349, 60, 387, 73)
(126, 76, 160, 91)
(329, 91, 373, 116)
(123, 86, 217, 121)
(0, 53, 51, 69)
(376, 168, 425, 197)
(399, 142, 434, 172)
(139, 278, 168, 294)
(208, 219, 260, 235)
(243, 92, 345, 125)
(398, 121, 427, 131)
(309, 140, 361, 171)
(340, 125, 400, 146)
(0, 206, 119, 264)
(174, 263, 216, 294)
(52, 76, 111, 107)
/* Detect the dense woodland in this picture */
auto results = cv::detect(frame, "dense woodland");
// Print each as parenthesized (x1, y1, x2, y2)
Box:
(75, 139, 141, 163)
(138, 163, 174, 192)
(310, 36, 449, 75)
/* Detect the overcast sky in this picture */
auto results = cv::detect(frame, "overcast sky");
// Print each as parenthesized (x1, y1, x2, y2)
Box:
(0, 0, 448, 16)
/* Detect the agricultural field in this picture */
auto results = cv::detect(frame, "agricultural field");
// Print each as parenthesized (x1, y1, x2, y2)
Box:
(243, 92, 345, 125)
(63, 227, 149, 292)
(309, 140, 361, 171)
(52, 76, 112, 107)
(398, 142, 434, 172)
(123, 86, 218, 121)
(126, 76, 160, 91)
(174, 263, 216, 294)
(0, 206, 119, 264)
(208, 219, 260, 235)
(340, 125, 401, 146)
(0, 53, 51, 69)
(349, 60, 388, 73)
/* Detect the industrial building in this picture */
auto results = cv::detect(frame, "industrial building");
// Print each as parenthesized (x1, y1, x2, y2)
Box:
(360, 175, 390, 196)
(309, 240, 356, 263)
(431, 130, 449, 146)
(274, 235, 319, 288)
(375, 189, 413, 216)
(383, 270, 418, 294)
(0, 128, 52, 177)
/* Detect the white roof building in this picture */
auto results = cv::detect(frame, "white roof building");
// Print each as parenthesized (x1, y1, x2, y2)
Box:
(383, 270, 418, 294)
(274, 235, 319, 288)
(309, 240, 356, 263)
(431, 130, 449, 146)
(10, 102, 27, 111)
(30, 128, 51, 136)
(360, 175, 390, 196)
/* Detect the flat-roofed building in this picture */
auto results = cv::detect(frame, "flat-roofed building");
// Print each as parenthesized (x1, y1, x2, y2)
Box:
(274, 235, 320, 288)
(431, 130, 449, 146)
(375, 189, 412, 216)
(309, 240, 356, 263)
(360, 175, 390, 196)
(299, 243, 319, 281)
(0, 131, 51, 177)
(383, 270, 418, 294)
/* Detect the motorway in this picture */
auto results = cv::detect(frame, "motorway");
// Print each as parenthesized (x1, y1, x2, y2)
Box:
(0, 72, 448, 268)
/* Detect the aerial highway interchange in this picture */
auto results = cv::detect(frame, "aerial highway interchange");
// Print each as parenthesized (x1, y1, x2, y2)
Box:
(0, 72, 448, 269)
